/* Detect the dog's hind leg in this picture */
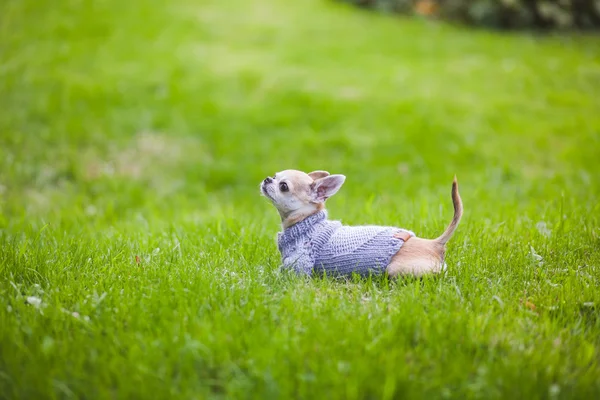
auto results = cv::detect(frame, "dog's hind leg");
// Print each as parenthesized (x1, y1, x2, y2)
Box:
(386, 237, 445, 278)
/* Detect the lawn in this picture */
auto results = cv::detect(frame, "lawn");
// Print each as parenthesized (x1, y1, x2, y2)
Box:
(1, 0, 600, 398)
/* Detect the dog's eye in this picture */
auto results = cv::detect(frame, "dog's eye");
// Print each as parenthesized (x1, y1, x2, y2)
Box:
(279, 182, 289, 192)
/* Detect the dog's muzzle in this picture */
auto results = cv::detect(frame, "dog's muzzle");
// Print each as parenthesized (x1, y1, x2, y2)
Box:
(261, 178, 273, 198)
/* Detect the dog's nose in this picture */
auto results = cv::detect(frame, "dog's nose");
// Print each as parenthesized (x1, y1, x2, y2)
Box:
(263, 177, 273, 184)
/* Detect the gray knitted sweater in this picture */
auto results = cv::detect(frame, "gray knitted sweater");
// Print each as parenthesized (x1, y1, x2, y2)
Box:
(277, 210, 414, 276)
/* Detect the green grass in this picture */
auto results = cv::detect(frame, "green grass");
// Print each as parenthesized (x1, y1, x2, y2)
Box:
(1, 0, 600, 398)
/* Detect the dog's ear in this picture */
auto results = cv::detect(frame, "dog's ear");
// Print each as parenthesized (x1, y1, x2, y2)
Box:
(308, 170, 330, 180)
(311, 175, 346, 203)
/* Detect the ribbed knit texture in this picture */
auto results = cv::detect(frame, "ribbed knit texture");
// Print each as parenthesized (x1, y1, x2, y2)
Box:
(277, 210, 415, 276)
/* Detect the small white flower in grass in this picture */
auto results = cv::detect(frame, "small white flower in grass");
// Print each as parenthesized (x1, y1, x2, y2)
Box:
(72, 312, 80, 318)
(529, 246, 544, 266)
(26, 296, 42, 307)
(85, 205, 97, 216)
(549, 384, 560, 397)
(536, 221, 551, 237)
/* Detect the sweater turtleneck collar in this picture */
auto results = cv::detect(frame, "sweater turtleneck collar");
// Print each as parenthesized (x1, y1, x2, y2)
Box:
(278, 210, 328, 244)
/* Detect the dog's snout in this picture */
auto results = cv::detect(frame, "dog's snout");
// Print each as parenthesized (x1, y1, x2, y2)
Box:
(263, 177, 273, 185)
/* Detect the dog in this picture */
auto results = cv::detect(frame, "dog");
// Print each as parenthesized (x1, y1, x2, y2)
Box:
(260, 170, 463, 278)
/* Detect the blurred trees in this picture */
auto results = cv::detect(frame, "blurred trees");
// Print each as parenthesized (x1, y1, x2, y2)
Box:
(339, 0, 600, 29)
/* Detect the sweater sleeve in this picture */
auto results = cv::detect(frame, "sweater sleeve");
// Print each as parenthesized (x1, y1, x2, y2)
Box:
(280, 245, 314, 276)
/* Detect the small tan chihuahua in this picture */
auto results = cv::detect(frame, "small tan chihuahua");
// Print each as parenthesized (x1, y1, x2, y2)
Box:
(260, 170, 463, 278)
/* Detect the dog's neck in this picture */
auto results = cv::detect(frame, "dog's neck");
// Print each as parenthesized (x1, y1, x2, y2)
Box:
(280, 203, 325, 229)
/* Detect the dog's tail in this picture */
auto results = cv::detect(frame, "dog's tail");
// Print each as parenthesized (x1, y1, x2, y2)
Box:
(435, 176, 463, 245)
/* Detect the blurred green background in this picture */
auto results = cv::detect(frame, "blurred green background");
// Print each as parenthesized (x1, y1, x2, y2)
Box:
(1, 0, 599, 398)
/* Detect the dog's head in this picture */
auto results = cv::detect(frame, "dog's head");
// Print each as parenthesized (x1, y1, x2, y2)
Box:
(260, 169, 346, 227)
